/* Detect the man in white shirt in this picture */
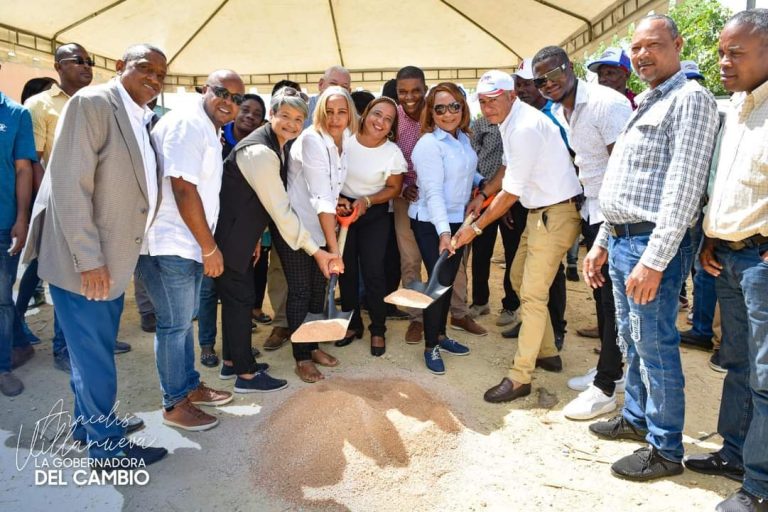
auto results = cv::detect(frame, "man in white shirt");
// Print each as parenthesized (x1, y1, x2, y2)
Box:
(533, 45, 633, 421)
(136, 70, 244, 432)
(454, 70, 583, 403)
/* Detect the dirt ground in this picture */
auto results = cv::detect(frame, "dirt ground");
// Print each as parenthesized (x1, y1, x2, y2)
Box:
(0, 244, 738, 512)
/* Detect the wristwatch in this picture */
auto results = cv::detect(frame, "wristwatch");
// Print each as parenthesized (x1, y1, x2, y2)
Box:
(470, 222, 483, 235)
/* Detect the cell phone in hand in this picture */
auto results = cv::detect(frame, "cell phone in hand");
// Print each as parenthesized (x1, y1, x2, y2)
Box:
(7, 237, 17, 254)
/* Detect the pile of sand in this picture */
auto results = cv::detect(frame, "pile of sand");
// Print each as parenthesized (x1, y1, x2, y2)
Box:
(384, 289, 433, 309)
(291, 318, 349, 343)
(254, 378, 464, 509)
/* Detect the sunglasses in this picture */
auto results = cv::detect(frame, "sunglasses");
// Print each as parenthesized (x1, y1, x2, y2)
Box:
(533, 63, 567, 89)
(58, 56, 95, 67)
(208, 85, 245, 105)
(433, 101, 462, 116)
(279, 86, 309, 103)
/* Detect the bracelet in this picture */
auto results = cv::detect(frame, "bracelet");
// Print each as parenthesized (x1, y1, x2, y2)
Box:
(364, 196, 372, 208)
(202, 246, 218, 258)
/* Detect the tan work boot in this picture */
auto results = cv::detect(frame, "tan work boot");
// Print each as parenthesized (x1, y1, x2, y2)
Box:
(162, 398, 219, 431)
(405, 321, 423, 344)
(449, 315, 488, 336)
(188, 382, 233, 407)
(264, 326, 291, 351)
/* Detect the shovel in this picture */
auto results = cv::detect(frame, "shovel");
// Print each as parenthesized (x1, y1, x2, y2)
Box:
(384, 213, 476, 310)
(291, 207, 359, 343)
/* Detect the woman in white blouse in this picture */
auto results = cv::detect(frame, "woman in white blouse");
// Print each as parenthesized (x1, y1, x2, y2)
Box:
(334, 97, 407, 356)
(286, 86, 358, 383)
(410, 82, 478, 375)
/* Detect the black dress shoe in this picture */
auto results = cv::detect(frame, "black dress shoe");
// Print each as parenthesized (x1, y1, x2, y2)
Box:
(334, 329, 363, 347)
(140, 313, 156, 333)
(611, 446, 683, 481)
(114, 341, 131, 354)
(589, 414, 648, 442)
(535, 355, 562, 372)
(679, 329, 714, 351)
(501, 323, 521, 339)
(370, 336, 386, 357)
(685, 451, 744, 481)
(124, 415, 144, 434)
(717, 488, 768, 512)
(483, 378, 531, 403)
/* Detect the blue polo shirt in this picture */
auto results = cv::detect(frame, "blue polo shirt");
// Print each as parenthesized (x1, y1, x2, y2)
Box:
(0, 91, 37, 230)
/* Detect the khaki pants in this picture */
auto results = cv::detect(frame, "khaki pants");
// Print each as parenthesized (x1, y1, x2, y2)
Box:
(713, 303, 722, 349)
(450, 248, 471, 319)
(267, 249, 288, 328)
(509, 203, 581, 384)
(393, 197, 424, 321)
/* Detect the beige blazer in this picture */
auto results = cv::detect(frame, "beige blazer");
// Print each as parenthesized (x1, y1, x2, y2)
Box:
(29, 81, 160, 300)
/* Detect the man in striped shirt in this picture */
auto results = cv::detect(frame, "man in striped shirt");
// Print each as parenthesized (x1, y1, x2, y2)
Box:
(583, 15, 719, 481)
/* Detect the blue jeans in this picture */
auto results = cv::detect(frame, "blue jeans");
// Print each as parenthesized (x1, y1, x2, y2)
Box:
(715, 242, 768, 500)
(136, 255, 202, 408)
(609, 232, 692, 462)
(49, 285, 126, 459)
(14, 257, 67, 354)
(688, 218, 717, 339)
(0, 229, 30, 373)
(197, 276, 217, 348)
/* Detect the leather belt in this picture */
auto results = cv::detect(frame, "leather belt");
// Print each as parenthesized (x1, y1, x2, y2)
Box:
(529, 196, 579, 214)
(611, 222, 656, 237)
(722, 233, 768, 251)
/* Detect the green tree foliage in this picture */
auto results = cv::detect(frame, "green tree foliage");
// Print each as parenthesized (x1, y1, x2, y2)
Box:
(574, 0, 732, 96)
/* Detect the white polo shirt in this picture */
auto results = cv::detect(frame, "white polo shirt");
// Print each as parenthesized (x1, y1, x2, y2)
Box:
(147, 96, 223, 263)
(500, 99, 582, 209)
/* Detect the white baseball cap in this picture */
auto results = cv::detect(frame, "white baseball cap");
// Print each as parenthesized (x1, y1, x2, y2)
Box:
(513, 58, 534, 80)
(474, 70, 515, 99)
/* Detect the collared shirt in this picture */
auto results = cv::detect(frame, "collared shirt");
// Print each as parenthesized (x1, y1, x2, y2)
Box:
(23, 84, 70, 166)
(470, 116, 503, 179)
(597, 71, 719, 271)
(288, 128, 348, 246)
(115, 81, 158, 253)
(396, 104, 422, 188)
(409, 127, 478, 235)
(539, 100, 569, 147)
(237, 143, 319, 256)
(499, 99, 582, 210)
(704, 79, 768, 242)
(147, 95, 222, 263)
(551, 80, 632, 224)
(0, 91, 37, 230)
(625, 89, 638, 110)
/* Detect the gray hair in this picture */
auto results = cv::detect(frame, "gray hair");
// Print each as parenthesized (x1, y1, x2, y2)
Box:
(638, 14, 680, 39)
(269, 87, 309, 118)
(323, 65, 350, 80)
(726, 8, 768, 42)
(121, 44, 166, 63)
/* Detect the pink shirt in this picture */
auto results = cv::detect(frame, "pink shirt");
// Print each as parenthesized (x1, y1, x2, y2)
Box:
(396, 104, 422, 188)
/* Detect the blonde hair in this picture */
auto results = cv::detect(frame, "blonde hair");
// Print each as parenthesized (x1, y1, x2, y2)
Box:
(312, 86, 359, 136)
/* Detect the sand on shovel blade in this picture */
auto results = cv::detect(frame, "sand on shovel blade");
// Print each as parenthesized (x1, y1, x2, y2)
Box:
(384, 289, 433, 309)
(291, 318, 348, 343)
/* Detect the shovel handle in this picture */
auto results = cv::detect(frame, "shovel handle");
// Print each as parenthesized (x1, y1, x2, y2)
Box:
(451, 213, 476, 249)
(326, 273, 339, 317)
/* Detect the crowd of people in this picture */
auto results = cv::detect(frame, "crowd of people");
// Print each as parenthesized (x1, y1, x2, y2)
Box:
(0, 9, 766, 511)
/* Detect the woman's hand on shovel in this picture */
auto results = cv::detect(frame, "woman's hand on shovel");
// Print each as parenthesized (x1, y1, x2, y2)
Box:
(439, 233, 456, 256)
(313, 248, 345, 279)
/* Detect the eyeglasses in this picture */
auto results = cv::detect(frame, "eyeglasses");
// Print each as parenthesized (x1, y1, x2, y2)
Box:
(57, 56, 95, 67)
(208, 85, 245, 105)
(533, 63, 567, 89)
(278, 86, 309, 103)
(433, 101, 462, 116)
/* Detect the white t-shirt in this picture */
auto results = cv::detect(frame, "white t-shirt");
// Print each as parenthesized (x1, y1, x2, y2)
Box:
(341, 136, 407, 198)
(147, 96, 223, 263)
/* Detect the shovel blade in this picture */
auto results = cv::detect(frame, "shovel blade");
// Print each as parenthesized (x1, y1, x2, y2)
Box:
(291, 310, 353, 343)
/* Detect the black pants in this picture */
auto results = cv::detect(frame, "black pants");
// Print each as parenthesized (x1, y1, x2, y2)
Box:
(498, 202, 567, 337)
(384, 212, 401, 299)
(582, 220, 623, 394)
(471, 218, 499, 306)
(216, 263, 258, 374)
(411, 219, 465, 348)
(340, 202, 389, 337)
(271, 229, 325, 362)
(253, 246, 270, 309)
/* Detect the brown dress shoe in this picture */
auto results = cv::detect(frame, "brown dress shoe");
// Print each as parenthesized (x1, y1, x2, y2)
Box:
(311, 349, 339, 367)
(483, 378, 532, 403)
(295, 360, 324, 383)
(11, 345, 35, 369)
(264, 326, 291, 351)
(162, 398, 219, 431)
(577, 326, 600, 339)
(450, 316, 488, 336)
(535, 355, 563, 372)
(187, 382, 233, 406)
(405, 321, 424, 344)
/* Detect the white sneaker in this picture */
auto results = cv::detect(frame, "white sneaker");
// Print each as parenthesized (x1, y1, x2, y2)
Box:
(563, 385, 617, 420)
(468, 303, 490, 319)
(567, 367, 625, 393)
(496, 308, 520, 327)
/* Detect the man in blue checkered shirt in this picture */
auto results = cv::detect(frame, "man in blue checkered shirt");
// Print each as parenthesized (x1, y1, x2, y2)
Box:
(583, 14, 719, 481)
